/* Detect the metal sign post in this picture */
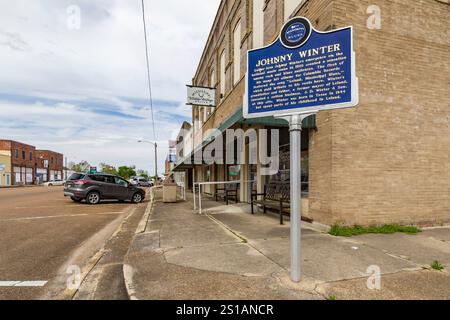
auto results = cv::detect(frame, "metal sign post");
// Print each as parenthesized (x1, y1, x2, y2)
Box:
(243, 17, 358, 283)
(277, 113, 314, 282)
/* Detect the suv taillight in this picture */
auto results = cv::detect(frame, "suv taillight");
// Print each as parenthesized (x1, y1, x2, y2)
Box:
(74, 180, 90, 185)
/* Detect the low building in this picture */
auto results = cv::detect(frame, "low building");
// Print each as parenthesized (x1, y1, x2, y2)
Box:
(0, 140, 65, 186)
(174, 122, 194, 188)
(165, 140, 177, 176)
(174, 0, 450, 226)
(0, 149, 12, 186)
(35, 150, 64, 183)
(0, 140, 36, 185)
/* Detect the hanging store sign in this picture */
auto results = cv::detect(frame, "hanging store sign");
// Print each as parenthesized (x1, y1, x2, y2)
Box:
(244, 17, 358, 118)
(186, 85, 216, 107)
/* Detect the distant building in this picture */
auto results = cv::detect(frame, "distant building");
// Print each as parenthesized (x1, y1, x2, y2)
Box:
(0, 140, 36, 186)
(0, 140, 64, 186)
(173, 122, 194, 187)
(35, 150, 64, 182)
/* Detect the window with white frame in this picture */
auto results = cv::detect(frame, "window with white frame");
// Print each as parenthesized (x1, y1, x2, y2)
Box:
(252, 0, 264, 48)
(233, 21, 241, 85)
(203, 107, 208, 122)
(220, 50, 226, 101)
(208, 69, 215, 117)
(284, 0, 303, 21)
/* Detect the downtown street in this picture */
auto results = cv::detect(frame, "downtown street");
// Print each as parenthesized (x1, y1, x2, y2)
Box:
(0, 186, 147, 300)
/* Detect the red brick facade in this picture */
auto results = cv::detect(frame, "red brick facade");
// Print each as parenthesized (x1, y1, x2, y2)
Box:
(0, 140, 64, 185)
(35, 150, 64, 182)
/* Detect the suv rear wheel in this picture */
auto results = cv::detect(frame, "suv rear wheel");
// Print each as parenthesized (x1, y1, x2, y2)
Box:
(86, 192, 101, 205)
(131, 192, 143, 204)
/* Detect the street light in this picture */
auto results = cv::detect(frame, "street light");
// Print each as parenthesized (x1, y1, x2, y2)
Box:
(138, 140, 158, 181)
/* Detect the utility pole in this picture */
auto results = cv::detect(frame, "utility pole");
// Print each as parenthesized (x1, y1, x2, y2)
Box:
(154, 142, 158, 180)
(138, 140, 158, 182)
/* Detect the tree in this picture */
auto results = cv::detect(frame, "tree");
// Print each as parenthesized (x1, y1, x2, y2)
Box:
(136, 169, 149, 179)
(70, 160, 90, 173)
(117, 166, 137, 180)
(100, 163, 117, 175)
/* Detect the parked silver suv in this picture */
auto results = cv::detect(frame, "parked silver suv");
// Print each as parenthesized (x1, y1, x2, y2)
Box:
(130, 176, 153, 187)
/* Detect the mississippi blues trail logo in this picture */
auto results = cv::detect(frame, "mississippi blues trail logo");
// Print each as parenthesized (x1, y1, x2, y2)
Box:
(280, 17, 311, 48)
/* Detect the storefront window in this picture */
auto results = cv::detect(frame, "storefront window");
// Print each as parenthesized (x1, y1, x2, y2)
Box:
(269, 128, 309, 196)
(227, 165, 240, 181)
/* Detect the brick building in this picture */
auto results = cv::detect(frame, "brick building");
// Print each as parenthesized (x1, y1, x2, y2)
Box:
(35, 150, 64, 183)
(174, 0, 450, 226)
(0, 140, 36, 185)
(0, 140, 64, 186)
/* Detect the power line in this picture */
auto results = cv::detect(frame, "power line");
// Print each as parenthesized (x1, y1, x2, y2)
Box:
(141, 0, 156, 141)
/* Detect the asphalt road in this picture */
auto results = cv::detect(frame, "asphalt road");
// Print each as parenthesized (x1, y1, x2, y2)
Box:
(0, 186, 146, 300)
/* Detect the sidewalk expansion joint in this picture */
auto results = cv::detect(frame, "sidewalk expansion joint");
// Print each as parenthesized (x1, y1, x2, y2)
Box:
(161, 241, 245, 252)
(206, 213, 288, 272)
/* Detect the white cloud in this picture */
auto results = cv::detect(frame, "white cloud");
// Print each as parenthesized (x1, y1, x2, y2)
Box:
(0, 0, 220, 173)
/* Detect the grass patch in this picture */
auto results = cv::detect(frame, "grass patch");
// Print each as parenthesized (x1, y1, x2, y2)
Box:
(329, 224, 421, 237)
(431, 261, 444, 271)
(327, 295, 337, 300)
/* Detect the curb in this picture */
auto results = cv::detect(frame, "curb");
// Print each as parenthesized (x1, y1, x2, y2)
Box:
(122, 189, 156, 300)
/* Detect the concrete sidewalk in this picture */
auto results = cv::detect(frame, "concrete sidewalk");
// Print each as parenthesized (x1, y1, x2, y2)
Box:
(123, 191, 450, 300)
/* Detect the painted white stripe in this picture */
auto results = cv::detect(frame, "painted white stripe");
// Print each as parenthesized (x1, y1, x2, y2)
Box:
(0, 281, 20, 287)
(15, 204, 130, 209)
(15, 281, 48, 287)
(3, 212, 124, 221)
(0, 281, 47, 287)
(3, 214, 89, 221)
(95, 212, 124, 215)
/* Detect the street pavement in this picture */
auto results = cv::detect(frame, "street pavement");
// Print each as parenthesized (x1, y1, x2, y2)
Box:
(0, 186, 146, 300)
(124, 190, 450, 300)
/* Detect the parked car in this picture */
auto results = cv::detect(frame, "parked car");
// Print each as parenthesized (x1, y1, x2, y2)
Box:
(64, 173, 146, 205)
(130, 176, 153, 187)
(44, 179, 65, 187)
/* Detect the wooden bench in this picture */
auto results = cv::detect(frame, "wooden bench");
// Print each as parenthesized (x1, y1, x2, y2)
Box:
(251, 182, 290, 224)
(214, 183, 239, 205)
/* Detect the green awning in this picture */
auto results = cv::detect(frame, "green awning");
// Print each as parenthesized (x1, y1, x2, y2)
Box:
(172, 106, 316, 171)
(229, 107, 316, 129)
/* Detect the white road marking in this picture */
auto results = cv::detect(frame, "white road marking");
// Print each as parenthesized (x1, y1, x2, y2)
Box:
(15, 204, 129, 209)
(0, 281, 47, 287)
(0, 281, 20, 286)
(3, 214, 89, 221)
(2, 212, 124, 221)
(95, 212, 124, 215)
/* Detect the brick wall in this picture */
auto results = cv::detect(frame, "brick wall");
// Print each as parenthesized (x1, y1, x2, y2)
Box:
(35, 150, 64, 171)
(190, 0, 450, 226)
(192, 0, 250, 147)
(307, 0, 450, 226)
(9, 141, 36, 169)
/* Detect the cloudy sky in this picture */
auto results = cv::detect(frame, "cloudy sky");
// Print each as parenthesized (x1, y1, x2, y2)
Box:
(0, 0, 220, 174)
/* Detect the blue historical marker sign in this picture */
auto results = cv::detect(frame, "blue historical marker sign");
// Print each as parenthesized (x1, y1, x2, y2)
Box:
(244, 17, 358, 118)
